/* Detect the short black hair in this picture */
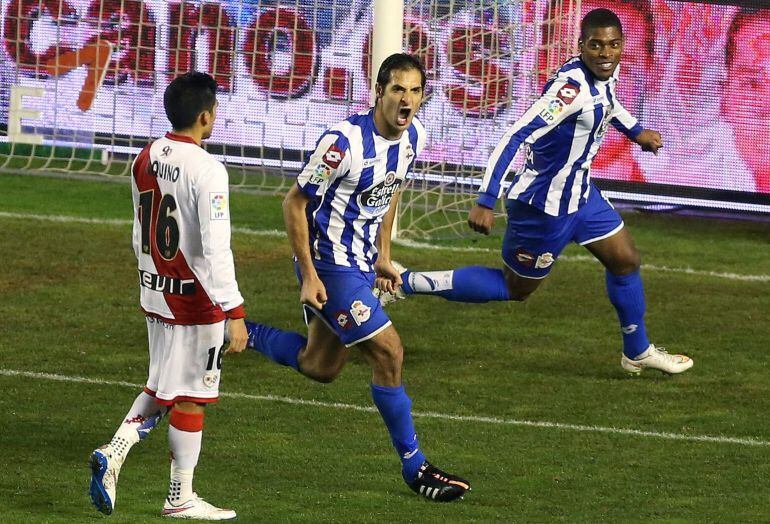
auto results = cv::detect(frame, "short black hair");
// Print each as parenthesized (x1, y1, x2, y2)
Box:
(163, 72, 218, 131)
(578, 1, 654, 55)
(376, 53, 426, 90)
(580, 8, 623, 41)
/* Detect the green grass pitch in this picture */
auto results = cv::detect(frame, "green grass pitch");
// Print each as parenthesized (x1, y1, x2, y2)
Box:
(1, 173, 769, 523)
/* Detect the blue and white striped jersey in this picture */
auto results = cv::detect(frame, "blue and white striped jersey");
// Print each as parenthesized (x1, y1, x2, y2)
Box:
(296, 109, 426, 272)
(478, 57, 644, 216)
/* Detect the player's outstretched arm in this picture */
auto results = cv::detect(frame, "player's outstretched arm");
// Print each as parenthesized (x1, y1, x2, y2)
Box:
(282, 185, 327, 310)
(635, 129, 663, 155)
(610, 99, 661, 155)
(467, 204, 495, 235)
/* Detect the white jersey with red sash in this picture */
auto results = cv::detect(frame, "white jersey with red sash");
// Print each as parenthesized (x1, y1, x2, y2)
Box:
(131, 132, 245, 325)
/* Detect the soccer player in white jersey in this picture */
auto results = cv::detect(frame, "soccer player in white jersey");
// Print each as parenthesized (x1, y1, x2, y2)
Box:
(243, 54, 470, 502)
(379, 9, 693, 375)
(88, 72, 248, 520)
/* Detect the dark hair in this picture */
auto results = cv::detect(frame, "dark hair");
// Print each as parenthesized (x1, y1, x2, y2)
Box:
(163, 72, 218, 131)
(376, 53, 426, 90)
(726, 8, 768, 69)
(580, 8, 623, 41)
(578, 1, 654, 55)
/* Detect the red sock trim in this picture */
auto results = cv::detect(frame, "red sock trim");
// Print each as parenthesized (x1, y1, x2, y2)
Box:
(169, 408, 204, 432)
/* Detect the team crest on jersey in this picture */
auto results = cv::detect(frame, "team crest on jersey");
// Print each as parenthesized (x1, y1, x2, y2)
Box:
(404, 144, 415, 163)
(596, 112, 613, 140)
(209, 192, 229, 220)
(557, 84, 580, 104)
(535, 252, 555, 269)
(203, 371, 219, 389)
(322, 144, 344, 168)
(349, 300, 371, 326)
(357, 171, 402, 215)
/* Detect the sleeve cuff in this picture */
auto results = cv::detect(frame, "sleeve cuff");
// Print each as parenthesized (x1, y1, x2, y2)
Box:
(476, 193, 497, 210)
(296, 179, 319, 198)
(627, 124, 644, 140)
(225, 304, 246, 319)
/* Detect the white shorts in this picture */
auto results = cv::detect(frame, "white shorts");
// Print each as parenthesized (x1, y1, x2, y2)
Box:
(144, 316, 226, 406)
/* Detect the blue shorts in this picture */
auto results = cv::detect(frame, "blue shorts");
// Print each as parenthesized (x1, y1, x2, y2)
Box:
(501, 188, 624, 279)
(295, 262, 392, 347)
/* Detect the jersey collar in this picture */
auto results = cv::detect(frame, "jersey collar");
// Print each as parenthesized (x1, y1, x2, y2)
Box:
(165, 132, 200, 146)
(578, 57, 621, 86)
(369, 108, 405, 144)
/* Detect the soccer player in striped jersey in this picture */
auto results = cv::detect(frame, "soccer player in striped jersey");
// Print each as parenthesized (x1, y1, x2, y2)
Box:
(243, 54, 470, 502)
(88, 73, 248, 520)
(379, 9, 693, 375)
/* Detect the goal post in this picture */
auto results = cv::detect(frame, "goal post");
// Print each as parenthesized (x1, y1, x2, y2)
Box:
(371, 0, 405, 105)
(370, 0, 405, 240)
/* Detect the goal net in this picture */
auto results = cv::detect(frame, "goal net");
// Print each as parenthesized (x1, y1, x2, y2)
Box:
(0, 0, 580, 237)
(399, 0, 581, 239)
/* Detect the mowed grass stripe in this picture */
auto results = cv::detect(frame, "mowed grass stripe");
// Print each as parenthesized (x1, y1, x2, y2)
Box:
(3, 367, 769, 448)
(1, 210, 769, 283)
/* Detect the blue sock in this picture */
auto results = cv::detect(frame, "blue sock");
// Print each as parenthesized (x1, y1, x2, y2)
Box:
(370, 384, 426, 482)
(245, 321, 305, 370)
(605, 270, 649, 358)
(401, 266, 510, 303)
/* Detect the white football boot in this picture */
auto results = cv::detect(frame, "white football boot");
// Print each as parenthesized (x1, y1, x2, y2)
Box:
(88, 445, 123, 515)
(621, 344, 693, 375)
(373, 260, 408, 306)
(162, 494, 237, 520)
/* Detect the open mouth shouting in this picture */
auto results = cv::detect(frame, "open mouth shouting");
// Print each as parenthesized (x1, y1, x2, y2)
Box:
(397, 106, 412, 126)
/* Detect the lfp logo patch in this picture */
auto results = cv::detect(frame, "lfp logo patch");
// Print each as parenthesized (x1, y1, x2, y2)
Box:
(210, 192, 229, 220)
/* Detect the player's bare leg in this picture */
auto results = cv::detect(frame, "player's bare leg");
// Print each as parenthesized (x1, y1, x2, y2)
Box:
(161, 402, 236, 520)
(357, 325, 404, 386)
(298, 316, 350, 383)
(244, 315, 349, 383)
(502, 265, 545, 302)
(583, 226, 640, 276)
(585, 228, 693, 374)
(358, 326, 471, 502)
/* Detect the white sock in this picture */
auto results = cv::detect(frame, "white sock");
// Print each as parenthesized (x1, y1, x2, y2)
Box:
(107, 391, 167, 464)
(167, 424, 202, 503)
(409, 270, 454, 293)
(168, 466, 195, 505)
